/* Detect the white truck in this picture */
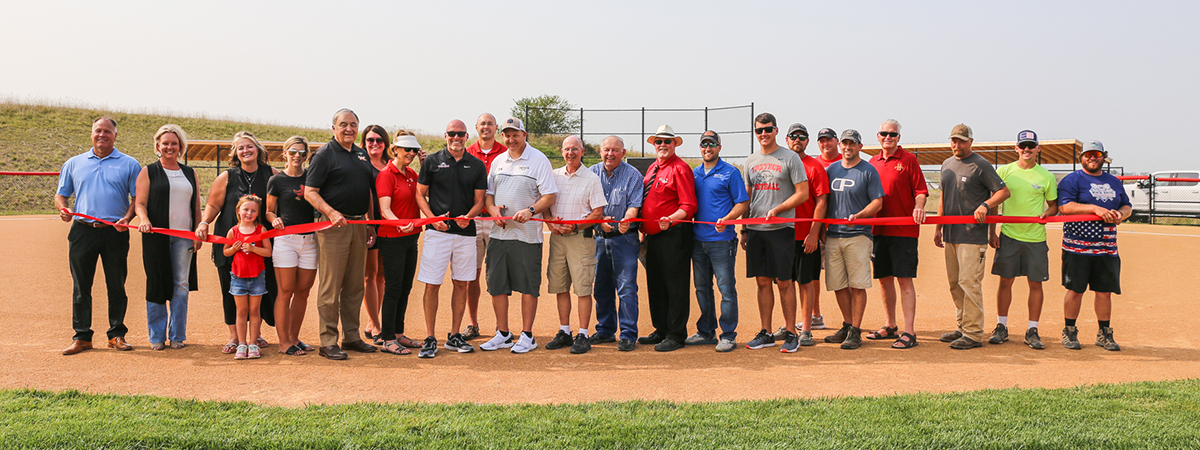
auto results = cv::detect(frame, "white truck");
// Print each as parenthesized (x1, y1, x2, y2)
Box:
(1123, 171, 1200, 216)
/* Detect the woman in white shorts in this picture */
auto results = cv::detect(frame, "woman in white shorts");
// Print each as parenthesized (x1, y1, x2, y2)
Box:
(265, 136, 318, 356)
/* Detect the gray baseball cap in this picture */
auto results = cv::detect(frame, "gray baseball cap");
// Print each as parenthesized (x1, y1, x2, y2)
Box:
(1082, 140, 1106, 156)
(840, 129, 862, 145)
(1017, 129, 1038, 145)
(786, 123, 808, 138)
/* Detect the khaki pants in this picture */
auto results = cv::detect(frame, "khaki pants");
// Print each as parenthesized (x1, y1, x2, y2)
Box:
(945, 242, 987, 342)
(316, 223, 368, 347)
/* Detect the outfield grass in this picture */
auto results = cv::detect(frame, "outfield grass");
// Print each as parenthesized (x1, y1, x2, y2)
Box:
(2, 380, 1197, 449)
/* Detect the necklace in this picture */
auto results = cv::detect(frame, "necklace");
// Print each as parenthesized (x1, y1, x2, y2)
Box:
(239, 167, 258, 195)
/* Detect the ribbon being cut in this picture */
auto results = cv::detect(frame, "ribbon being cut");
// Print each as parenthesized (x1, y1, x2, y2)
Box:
(63, 209, 1104, 245)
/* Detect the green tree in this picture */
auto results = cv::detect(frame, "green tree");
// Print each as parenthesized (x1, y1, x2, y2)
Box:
(511, 95, 580, 135)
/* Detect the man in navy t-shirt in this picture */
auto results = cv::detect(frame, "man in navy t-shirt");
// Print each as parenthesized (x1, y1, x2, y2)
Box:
(1056, 141, 1131, 351)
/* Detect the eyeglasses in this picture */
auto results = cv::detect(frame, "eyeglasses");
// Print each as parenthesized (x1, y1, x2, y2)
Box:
(700, 142, 719, 148)
(787, 134, 808, 140)
(446, 131, 467, 138)
(366, 137, 385, 144)
(1018, 142, 1038, 150)
(654, 139, 674, 146)
(878, 131, 899, 138)
(754, 126, 776, 134)
(286, 149, 307, 156)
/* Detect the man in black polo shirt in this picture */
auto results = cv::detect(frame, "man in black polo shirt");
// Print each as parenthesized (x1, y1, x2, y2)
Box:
(304, 108, 378, 360)
(413, 119, 488, 358)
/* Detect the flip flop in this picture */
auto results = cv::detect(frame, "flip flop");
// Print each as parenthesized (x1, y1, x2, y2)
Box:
(892, 332, 919, 349)
(256, 337, 269, 348)
(297, 341, 315, 352)
(866, 326, 899, 340)
(221, 340, 238, 354)
(170, 342, 186, 350)
(285, 344, 307, 356)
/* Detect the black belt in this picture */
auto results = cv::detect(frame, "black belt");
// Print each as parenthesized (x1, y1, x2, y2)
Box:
(343, 214, 367, 220)
(74, 220, 111, 228)
(599, 229, 630, 239)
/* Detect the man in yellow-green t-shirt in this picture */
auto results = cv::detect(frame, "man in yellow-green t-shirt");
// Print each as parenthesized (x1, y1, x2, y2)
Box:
(987, 130, 1058, 350)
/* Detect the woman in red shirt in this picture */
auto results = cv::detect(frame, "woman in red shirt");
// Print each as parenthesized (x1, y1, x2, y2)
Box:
(374, 131, 425, 355)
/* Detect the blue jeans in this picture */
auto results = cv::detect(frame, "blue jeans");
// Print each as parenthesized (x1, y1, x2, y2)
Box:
(692, 239, 738, 340)
(593, 232, 639, 341)
(147, 236, 191, 344)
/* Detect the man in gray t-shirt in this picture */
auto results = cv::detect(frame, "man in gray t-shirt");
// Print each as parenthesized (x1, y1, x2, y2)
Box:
(934, 124, 1010, 350)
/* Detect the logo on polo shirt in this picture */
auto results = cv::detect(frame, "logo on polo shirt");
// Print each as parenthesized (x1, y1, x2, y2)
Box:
(894, 164, 904, 172)
(438, 162, 450, 168)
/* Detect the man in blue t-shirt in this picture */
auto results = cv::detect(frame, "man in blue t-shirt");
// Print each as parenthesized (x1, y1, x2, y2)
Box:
(822, 130, 884, 350)
(689, 131, 749, 352)
(1056, 141, 1131, 351)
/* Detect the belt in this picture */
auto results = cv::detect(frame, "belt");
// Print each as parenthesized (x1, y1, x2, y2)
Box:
(599, 229, 629, 239)
(74, 220, 111, 228)
(343, 214, 367, 220)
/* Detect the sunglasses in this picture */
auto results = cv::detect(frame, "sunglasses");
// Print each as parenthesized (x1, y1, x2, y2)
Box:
(286, 149, 307, 156)
(1082, 151, 1105, 159)
(366, 137, 385, 144)
(400, 147, 418, 153)
(1018, 142, 1038, 150)
(787, 134, 808, 140)
(754, 126, 776, 134)
(654, 139, 674, 146)
(446, 131, 467, 138)
(878, 131, 899, 138)
(700, 142, 719, 148)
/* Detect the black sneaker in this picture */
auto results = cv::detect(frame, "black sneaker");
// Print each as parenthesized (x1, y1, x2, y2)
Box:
(618, 339, 636, 352)
(1095, 327, 1121, 351)
(1025, 327, 1044, 350)
(637, 332, 665, 345)
(589, 334, 617, 345)
(746, 329, 776, 349)
(444, 333, 474, 353)
(989, 323, 1009, 344)
(654, 338, 683, 352)
(546, 330, 573, 350)
(570, 333, 592, 354)
(418, 337, 437, 358)
(825, 323, 851, 344)
(780, 331, 799, 353)
(840, 327, 863, 350)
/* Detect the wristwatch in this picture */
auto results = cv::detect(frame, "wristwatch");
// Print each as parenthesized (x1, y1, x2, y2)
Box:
(527, 206, 536, 215)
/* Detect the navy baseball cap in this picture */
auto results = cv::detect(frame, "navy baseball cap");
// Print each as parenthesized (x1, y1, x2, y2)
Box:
(817, 128, 837, 139)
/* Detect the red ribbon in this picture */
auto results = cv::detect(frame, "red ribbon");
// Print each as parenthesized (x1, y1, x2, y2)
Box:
(62, 209, 1102, 245)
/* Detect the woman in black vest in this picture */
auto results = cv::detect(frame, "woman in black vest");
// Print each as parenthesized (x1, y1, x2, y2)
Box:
(196, 131, 279, 354)
(134, 124, 200, 350)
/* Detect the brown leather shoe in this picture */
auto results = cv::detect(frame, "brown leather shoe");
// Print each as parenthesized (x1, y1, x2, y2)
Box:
(62, 340, 92, 355)
(107, 336, 133, 351)
(319, 345, 348, 360)
(342, 339, 378, 353)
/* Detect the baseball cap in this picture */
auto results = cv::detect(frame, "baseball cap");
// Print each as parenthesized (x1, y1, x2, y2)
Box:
(817, 128, 837, 139)
(949, 123, 973, 140)
(786, 123, 808, 138)
(501, 117, 525, 132)
(1082, 140, 1106, 156)
(840, 129, 862, 145)
(1017, 130, 1038, 145)
(700, 131, 721, 145)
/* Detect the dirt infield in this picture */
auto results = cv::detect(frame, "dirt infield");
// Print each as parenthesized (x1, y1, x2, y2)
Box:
(2, 216, 1198, 406)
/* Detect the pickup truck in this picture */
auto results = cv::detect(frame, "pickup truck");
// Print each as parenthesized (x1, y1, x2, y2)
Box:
(1124, 171, 1200, 215)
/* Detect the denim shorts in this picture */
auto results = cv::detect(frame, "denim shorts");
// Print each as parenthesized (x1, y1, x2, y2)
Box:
(229, 270, 267, 296)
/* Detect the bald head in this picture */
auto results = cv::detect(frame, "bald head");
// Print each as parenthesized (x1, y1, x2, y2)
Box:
(476, 113, 498, 143)
(600, 135, 626, 172)
(561, 136, 585, 170)
(445, 119, 468, 154)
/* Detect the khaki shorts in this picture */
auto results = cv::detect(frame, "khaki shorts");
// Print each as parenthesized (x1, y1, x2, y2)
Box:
(475, 219, 492, 270)
(824, 235, 873, 291)
(547, 232, 598, 296)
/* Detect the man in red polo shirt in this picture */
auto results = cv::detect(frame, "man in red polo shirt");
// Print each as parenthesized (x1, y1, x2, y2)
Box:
(462, 113, 506, 341)
(637, 124, 697, 352)
(866, 119, 928, 349)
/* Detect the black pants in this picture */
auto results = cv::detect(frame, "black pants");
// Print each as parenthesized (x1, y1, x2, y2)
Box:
(377, 235, 419, 340)
(68, 223, 129, 341)
(644, 224, 693, 343)
(217, 258, 277, 327)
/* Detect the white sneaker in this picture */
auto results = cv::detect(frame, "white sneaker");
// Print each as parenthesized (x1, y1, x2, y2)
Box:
(715, 338, 736, 352)
(480, 331, 514, 351)
(810, 315, 827, 330)
(511, 334, 538, 354)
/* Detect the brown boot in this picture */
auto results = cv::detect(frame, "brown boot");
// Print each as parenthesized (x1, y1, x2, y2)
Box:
(107, 337, 133, 351)
(62, 340, 92, 355)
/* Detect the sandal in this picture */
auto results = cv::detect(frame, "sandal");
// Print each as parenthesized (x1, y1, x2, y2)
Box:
(866, 326, 899, 340)
(285, 344, 307, 356)
(150, 343, 165, 351)
(170, 342, 186, 350)
(297, 341, 315, 352)
(222, 340, 238, 354)
(256, 337, 269, 348)
(397, 336, 422, 348)
(380, 340, 410, 355)
(892, 332, 920, 349)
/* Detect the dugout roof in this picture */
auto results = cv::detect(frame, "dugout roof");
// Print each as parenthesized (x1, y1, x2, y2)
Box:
(861, 139, 1084, 166)
(182, 140, 324, 165)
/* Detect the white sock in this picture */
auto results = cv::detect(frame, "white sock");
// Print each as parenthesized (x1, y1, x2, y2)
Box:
(579, 328, 589, 337)
(997, 316, 1008, 326)
(1029, 320, 1039, 329)
(560, 325, 571, 334)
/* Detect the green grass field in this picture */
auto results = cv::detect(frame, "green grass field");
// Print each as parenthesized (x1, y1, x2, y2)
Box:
(2, 379, 1197, 449)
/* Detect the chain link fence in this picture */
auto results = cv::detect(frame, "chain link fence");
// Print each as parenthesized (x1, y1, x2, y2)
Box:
(1, 172, 61, 214)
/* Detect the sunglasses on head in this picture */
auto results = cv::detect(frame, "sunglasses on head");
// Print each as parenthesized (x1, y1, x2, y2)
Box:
(754, 126, 776, 134)
(446, 131, 467, 138)
(654, 139, 674, 146)
(286, 149, 307, 156)
(878, 131, 899, 138)
(1018, 142, 1038, 150)
(787, 133, 808, 140)
(700, 142, 719, 148)
(366, 137, 385, 144)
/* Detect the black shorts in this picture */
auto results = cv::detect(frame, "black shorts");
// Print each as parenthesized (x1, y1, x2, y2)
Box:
(745, 228, 795, 281)
(991, 234, 1050, 281)
(485, 239, 543, 297)
(1061, 251, 1121, 294)
(792, 240, 821, 285)
(872, 235, 918, 279)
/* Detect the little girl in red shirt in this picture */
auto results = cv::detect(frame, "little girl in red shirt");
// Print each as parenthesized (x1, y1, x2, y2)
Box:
(222, 195, 272, 360)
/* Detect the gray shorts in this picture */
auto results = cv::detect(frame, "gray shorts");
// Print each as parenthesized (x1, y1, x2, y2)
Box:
(485, 238, 543, 297)
(990, 234, 1049, 281)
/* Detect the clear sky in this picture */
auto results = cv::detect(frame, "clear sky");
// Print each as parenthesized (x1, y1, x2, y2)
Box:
(3, 1, 1197, 172)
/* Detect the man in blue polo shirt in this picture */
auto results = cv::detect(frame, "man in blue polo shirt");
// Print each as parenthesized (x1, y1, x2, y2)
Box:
(55, 116, 143, 355)
(688, 131, 749, 352)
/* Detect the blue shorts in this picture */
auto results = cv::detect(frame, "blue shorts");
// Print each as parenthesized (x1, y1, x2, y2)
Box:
(229, 271, 267, 296)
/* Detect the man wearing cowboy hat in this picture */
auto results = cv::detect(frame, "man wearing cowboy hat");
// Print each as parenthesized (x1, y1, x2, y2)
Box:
(637, 124, 697, 352)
